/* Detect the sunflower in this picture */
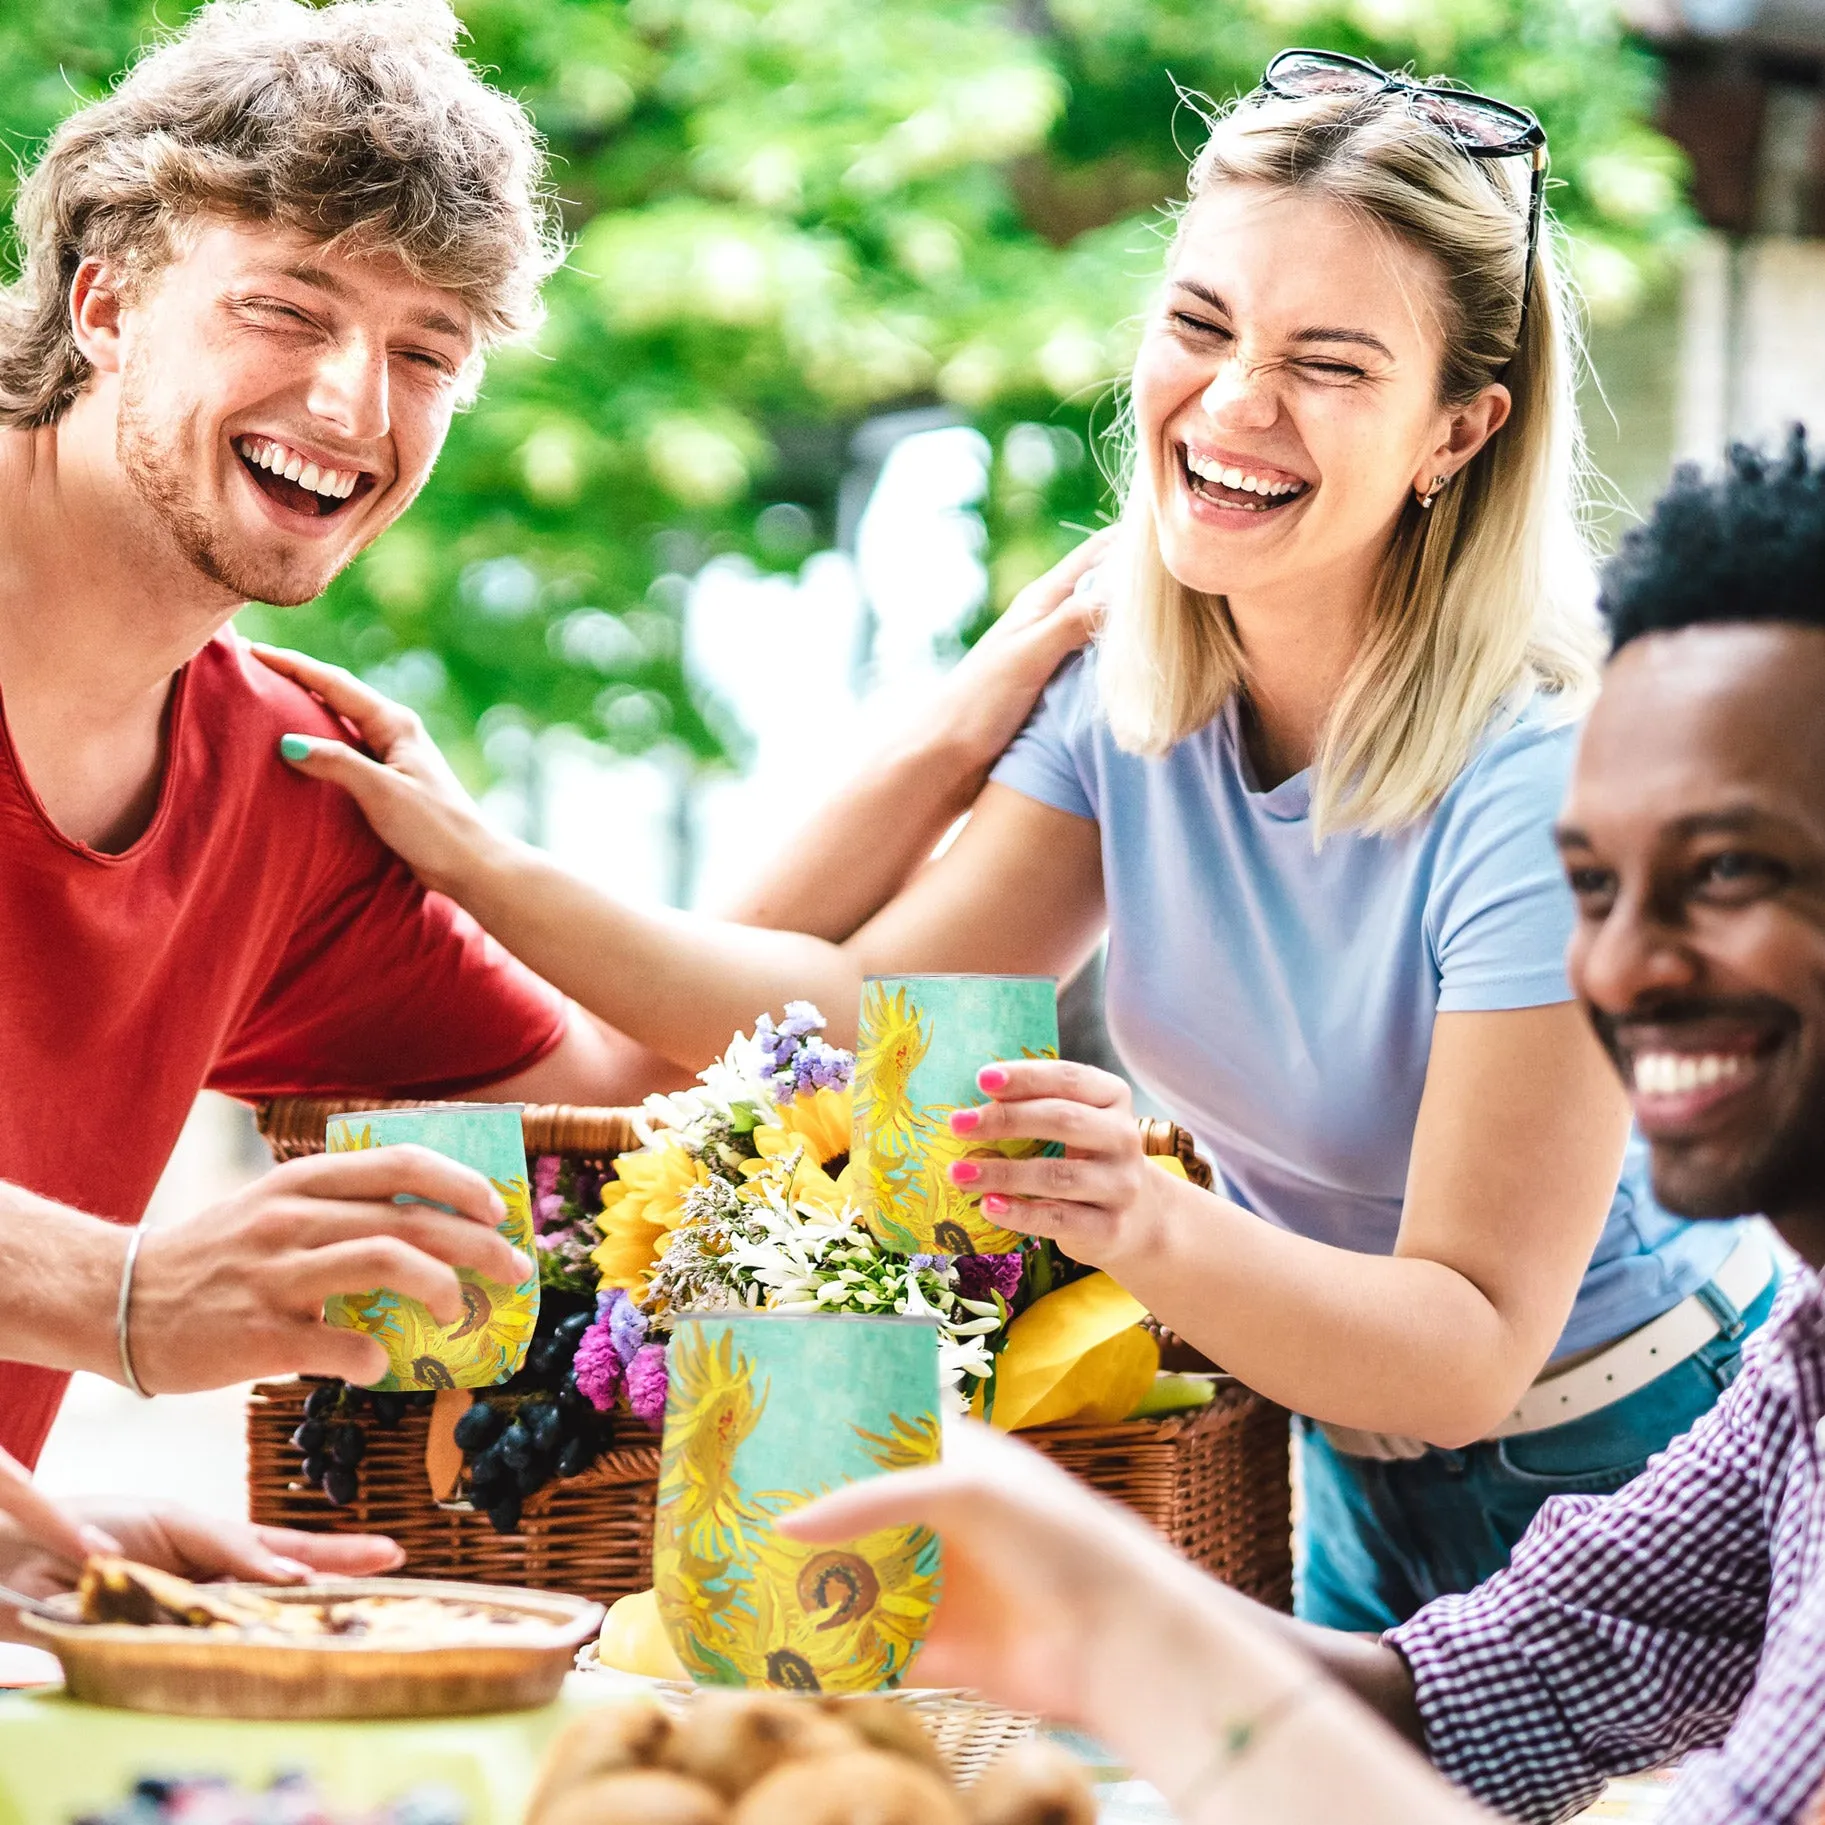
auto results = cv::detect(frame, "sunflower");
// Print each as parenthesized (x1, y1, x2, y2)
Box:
(740, 1088, 859, 1215)
(853, 983, 930, 1143)
(655, 1325, 771, 1565)
(773, 1087, 851, 1169)
(593, 1140, 711, 1297)
(324, 1170, 538, 1392)
(739, 1512, 941, 1693)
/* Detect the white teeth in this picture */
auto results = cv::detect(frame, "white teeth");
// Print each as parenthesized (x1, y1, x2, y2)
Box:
(1183, 450, 1303, 501)
(237, 437, 362, 500)
(1631, 1052, 1749, 1096)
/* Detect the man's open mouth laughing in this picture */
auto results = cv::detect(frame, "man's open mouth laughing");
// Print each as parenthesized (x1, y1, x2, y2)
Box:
(235, 436, 375, 520)
(1179, 442, 1312, 516)
(1608, 1004, 1799, 1138)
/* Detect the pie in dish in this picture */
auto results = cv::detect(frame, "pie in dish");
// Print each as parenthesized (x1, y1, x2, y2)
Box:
(77, 1557, 551, 1643)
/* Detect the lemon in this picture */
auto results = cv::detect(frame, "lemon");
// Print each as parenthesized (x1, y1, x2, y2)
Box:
(597, 1587, 688, 1680)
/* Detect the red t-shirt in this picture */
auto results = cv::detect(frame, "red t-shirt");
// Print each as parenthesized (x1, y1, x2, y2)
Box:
(0, 632, 566, 1465)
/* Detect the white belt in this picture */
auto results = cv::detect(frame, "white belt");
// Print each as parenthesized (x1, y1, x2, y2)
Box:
(1321, 1228, 1777, 1463)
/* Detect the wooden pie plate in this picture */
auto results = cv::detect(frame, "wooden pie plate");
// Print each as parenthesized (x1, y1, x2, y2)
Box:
(21, 1577, 604, 1720)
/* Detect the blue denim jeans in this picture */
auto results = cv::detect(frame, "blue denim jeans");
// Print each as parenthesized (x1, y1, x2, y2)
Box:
(1294, 1272, 1781, 1631)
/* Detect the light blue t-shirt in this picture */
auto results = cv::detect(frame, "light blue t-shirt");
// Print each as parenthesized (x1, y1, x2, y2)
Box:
(991, 650, 1740, 1360)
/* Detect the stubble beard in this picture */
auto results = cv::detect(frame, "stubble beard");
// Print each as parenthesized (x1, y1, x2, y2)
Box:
(115, 361, 342, 609)
(1648, 1079, 1825, 1228)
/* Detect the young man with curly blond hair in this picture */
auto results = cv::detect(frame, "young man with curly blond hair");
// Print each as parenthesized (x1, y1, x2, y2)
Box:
(0, 0, 666, 1515)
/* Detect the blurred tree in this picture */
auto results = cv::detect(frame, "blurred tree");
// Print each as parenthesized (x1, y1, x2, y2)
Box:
(0, 0, 1688, 780)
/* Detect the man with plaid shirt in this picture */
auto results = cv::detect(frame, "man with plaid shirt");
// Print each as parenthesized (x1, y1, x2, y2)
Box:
(1376, 431, 1825, 1822)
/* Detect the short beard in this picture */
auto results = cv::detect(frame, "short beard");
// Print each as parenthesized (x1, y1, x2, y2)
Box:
(115, 356, 341, 608)
(1650, 1112, 1825, 1226)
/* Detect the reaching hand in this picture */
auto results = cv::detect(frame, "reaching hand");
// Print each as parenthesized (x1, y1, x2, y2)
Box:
(128, 1146, 532, 1394)
(254, 643, 499, 900)
(0, 1498, 402, 1606)
(778, 1420, 1219, 1727)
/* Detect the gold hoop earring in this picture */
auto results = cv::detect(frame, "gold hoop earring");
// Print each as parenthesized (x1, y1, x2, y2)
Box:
(1419, 474, 1449, 510)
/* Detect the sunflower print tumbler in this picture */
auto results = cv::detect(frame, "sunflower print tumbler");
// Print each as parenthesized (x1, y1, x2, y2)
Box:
(653, 1312, 942, 1694)
(853, 973, 1061, 1254)
(322, 1103, 538, 1392)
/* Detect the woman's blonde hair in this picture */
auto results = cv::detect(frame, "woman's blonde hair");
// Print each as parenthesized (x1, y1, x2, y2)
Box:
(0, 0, 563, 428)
(1098, 84, 1605, 838)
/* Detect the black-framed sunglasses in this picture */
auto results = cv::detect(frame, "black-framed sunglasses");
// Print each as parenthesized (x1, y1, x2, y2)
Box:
(1258, 48, 1548, 355)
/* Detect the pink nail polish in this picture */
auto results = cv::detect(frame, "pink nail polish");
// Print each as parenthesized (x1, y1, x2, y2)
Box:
(982, 1194, 1011, 1217)
(978, 1065, 1010, 1092)
(949, 1161, 982, 1185)
(949, 1108, 981, 1135)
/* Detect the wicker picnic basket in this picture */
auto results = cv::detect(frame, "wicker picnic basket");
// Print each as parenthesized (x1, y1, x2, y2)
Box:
(247, 1099, 1293, 1612)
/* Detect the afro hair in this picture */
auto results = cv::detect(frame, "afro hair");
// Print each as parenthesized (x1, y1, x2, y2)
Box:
(1600, 425, 1825, 653)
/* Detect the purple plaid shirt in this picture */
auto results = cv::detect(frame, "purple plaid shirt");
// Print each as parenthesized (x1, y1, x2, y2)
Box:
(1389, 1261, 1825, 1825)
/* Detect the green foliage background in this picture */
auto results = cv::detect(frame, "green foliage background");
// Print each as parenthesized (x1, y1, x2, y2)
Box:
(0, 0, 1688, 779)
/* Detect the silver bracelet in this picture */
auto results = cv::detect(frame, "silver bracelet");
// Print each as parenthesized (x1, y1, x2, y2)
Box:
(116, 1224, 153, 1400)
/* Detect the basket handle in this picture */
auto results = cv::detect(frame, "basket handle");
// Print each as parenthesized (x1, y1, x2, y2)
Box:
(255, 1097, 1213, 1188)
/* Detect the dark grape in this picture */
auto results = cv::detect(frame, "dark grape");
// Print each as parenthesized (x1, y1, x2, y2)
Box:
(289, 1420, 326, 1455)
(554, 1310, 595, 1345)
(513, 1452, 552, 1496)
(303, 1383, 339, 1420)
(485, 1491, 522, 1534)
(497, 1421, 535, 1469)
(300, 1452, 329, 1485)
(323, 1465, 360, 1506)
(371, 1394, 406, 1430)
(525, 1402, 563, 1452)
(329, 1423, 366, 1467)
(453, 1401, 504, 1452)
(525, 1337, 567, 1382)
(556, 1372, 590, 1418)
(556, 1434, 599, 1479)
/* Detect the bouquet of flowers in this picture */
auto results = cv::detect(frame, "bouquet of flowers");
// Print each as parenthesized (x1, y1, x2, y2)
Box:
(290, 1005, 1197, 1534)
(585, 1003, 1178, 1427)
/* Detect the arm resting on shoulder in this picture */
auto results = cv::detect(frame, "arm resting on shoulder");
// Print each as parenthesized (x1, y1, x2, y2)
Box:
(403, 783, 1107, 1064)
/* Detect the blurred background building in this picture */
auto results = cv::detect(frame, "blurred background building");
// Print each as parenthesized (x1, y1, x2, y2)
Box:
(7, 0, 1823, 1510)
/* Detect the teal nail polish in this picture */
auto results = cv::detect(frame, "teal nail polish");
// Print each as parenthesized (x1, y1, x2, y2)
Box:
(279, 733, 313, 762)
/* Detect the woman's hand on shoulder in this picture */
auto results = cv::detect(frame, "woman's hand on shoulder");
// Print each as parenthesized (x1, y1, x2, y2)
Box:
(254, 644, 504, 901)
(927, 526, 1115, 771)
(946, 1056, 1194, 1270)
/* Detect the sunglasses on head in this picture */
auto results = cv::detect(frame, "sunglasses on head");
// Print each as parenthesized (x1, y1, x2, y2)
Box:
(1256, 48, 1548, 357)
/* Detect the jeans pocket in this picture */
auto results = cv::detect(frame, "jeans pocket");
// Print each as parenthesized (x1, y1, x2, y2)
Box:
(1491, 1440, 1651, 1496)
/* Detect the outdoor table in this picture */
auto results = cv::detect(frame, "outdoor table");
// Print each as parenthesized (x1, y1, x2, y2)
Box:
(0, 1672, 1169, 1825)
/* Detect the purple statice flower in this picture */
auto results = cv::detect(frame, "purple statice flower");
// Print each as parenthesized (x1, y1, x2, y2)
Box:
(572, 1319, 623, 1413)
(953, 1252, 1024, 1305)
(532, 1155, 564, 1234)
(606, 1289, 649, 1365)
(625, 1342, 669, 1429)
(785, 1037, 852, 1100)
(908, 1253, 949, 1272)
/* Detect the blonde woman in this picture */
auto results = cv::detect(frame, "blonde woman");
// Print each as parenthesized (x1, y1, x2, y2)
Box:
(271, 52, 1775, 1625)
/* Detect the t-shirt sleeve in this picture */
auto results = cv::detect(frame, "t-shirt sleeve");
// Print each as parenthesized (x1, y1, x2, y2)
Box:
(1425, 707, 1581, 1014)
(987, 650, 1098, 822)
(208, 793, 566, 1101)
